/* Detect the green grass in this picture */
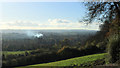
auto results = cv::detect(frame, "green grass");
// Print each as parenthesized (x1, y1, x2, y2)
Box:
(3, 51, 31, 55)
(17, 53, 107, 68)
(3, 49, 50, 56)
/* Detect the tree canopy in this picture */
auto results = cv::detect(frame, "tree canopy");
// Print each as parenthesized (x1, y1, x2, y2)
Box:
(84, 2, 120, 24)
(84, 1, 120, 63)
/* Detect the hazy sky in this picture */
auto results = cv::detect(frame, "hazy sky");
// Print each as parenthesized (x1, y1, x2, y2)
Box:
(0, 2, 100, 30)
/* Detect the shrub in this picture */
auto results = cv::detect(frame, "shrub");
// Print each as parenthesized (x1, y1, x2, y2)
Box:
(96, 41, 107, 52)
(57, 46, 81, 58)
(107, 34, 120, 63)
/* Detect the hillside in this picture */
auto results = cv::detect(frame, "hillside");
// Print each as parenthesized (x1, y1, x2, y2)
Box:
(17, 53, 107, 68)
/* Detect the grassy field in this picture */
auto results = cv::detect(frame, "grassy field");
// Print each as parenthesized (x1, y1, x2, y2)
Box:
(17, 53, 107, 68)
(3, 51, 31, 55)
(3, 49, 50, 56)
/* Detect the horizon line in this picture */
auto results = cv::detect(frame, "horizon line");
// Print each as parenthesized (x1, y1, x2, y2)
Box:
(0, 28, 99, 31)
(0, 0, 118, 2)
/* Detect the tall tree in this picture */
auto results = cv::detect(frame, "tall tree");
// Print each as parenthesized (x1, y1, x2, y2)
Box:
(84, 1, 120, 63)
(84, 2, 120, 24)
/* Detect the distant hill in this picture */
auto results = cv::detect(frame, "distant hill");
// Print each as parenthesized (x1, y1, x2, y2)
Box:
(2, 29, 97, 39)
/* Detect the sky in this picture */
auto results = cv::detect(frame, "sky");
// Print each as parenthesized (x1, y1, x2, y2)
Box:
(0, 2, 100, 30)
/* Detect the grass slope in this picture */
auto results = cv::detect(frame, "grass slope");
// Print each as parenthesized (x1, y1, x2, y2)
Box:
(17, 53, 107, 68)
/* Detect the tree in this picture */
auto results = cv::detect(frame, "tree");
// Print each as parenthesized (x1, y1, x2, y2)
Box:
(84, 2, 120, 24)
(85, 2, 120, 33)
(61, 39, 71, 47)
(25, 51, 29, 56)
(84, 1, 120, 63)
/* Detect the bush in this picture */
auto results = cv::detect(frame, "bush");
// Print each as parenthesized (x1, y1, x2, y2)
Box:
(57, 46, 81, 58)
(107, 34, 120, 63)
(96, 41, 107, 52)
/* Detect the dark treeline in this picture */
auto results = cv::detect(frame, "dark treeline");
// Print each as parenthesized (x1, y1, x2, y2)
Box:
(2, 45, 104, 67)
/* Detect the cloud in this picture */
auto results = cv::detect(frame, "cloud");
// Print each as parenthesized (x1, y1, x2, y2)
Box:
(0, 19, 100, 30)
(48, 19, 71, 23)
(47, 19, 100, 30)
(7, 20, 39, 27)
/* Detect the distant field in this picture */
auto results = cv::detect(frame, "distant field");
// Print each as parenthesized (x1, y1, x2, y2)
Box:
(2, 49, 49, 55)
(3, 51, 31, 55)
(17, 53, 107, 68)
